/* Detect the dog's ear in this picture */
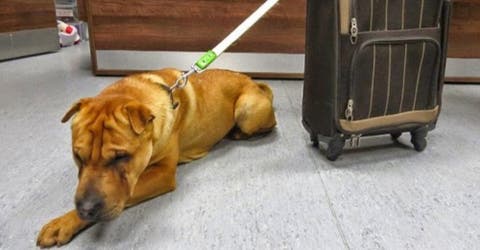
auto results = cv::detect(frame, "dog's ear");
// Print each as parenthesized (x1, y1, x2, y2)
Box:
(124, 102, 155, 134)
(61, 98, 90, 123)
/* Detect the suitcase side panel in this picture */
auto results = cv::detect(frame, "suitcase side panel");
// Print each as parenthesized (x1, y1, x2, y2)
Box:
(437, 0, 452, 110)
(303, 0, 340, 138)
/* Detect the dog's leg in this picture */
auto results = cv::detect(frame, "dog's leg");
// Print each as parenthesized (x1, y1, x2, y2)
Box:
(37, 152, 177, 248)
(37, 210, 91, 248)
(36, 164, 176, 249)
(126, 152, 178, 207)
(231, 86, 276, 140)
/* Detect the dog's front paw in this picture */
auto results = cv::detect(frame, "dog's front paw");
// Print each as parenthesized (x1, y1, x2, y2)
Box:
(37, 210, 88, 248)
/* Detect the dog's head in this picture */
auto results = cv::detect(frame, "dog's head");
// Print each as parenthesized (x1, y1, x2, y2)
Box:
(62, 96, 155, 221)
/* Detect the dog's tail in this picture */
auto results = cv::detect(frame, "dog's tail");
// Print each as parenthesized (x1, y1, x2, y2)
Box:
(256, 82, 274, 102)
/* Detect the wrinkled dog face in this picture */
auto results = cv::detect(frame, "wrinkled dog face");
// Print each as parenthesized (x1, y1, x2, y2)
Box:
(62, 97, 155, 221)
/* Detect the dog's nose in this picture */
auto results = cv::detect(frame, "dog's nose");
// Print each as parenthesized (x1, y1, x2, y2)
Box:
(76, 195, 104, 221)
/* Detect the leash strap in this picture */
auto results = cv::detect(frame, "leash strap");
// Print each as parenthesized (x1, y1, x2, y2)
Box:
(168, 0, 280, 97)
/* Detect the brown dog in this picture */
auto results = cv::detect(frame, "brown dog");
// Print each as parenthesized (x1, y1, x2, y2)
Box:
(36, 68, 276, 247)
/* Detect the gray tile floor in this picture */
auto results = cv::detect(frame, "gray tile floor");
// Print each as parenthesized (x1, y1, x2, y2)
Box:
(1, 44, 479, 250)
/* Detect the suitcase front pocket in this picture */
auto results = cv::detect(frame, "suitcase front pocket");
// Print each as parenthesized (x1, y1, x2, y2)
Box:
(340, 0, 443, 39)
(341, 36, 441, 134)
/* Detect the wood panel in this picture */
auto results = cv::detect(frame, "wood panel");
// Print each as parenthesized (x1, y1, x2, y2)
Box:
(86, 0, 479, 82)
(87, 0, 479, 56)
(77, 0, 87, 21)
(87, 0, 305, 53)
(0, 0, 57, 33)
(447, 0, 480, 58)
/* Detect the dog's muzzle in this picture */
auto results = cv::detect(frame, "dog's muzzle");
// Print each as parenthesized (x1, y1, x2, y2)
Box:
(76, 193, 105, 221)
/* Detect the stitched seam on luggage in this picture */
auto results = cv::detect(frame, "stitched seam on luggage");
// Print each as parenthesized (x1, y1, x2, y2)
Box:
(383, 0, 390, 115)
(399, 0, 406, 113)
(419, 0, 424, 28)
(369, 0, 373, 31)
(385, 45, 392, 116)
(366, 0, 374, 119)
(413, 42, 426, 110)
(385, 0, 389, 30)
(368, 45, 376, 118)
(399, 44, 407, 113)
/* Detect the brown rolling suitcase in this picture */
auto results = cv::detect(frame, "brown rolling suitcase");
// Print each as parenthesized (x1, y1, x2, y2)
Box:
(302, 0, 453, 161)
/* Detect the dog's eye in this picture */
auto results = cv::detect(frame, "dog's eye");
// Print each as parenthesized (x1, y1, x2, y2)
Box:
(109, 152, 131, 166)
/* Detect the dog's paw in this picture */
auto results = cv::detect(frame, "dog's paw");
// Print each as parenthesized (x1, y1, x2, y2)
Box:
(36, 211, 87, 248)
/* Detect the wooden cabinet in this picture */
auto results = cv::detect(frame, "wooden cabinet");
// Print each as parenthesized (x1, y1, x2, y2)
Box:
(447, 0, 480, 58)
(86, 0, 479, 82)
(444, 0, 480, 83)
(86, 0, 305, 77)
(88, 0, 304, 53)
(0, 0, 59, 60)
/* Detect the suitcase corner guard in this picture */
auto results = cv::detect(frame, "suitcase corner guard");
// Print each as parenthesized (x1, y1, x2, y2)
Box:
(339, 106, 439, 133)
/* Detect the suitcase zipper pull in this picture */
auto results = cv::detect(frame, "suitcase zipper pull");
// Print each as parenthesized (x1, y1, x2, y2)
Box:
(350, 17, 358, 44)
(345, 99, 354, 121)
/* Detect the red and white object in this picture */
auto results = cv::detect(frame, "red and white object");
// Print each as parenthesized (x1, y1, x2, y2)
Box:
(57, 20, 80, 47)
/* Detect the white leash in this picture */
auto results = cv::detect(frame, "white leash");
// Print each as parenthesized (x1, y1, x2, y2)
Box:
(169, 0, 280, 91)
(211, 0, 280, 64)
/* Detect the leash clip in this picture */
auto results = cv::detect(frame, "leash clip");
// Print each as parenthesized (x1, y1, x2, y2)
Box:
(169, 67, 197, 93)
(165, 67, 198, 109)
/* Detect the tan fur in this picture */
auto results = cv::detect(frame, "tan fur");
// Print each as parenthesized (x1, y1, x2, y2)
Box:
(36, 68, 276, 248)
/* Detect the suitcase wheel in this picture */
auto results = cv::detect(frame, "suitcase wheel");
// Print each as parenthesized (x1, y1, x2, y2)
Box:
(326, 134, 345, 161)
(391, 132, 402, 140)
(410, 127, 428, 152)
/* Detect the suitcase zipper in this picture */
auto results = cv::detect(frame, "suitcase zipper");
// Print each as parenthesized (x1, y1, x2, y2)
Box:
(345, 99, 354, 121)
(350, 18, 358, 44)
(344, 101, 361, 148)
